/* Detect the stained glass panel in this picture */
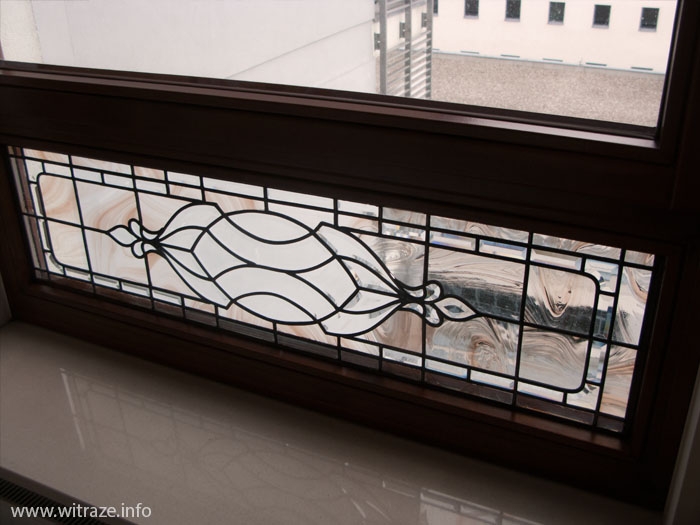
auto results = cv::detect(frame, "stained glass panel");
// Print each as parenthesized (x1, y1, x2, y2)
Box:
(10, 147, 658, 431)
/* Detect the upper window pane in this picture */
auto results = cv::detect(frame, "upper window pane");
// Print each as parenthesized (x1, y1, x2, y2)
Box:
(0, 0, 678, 128)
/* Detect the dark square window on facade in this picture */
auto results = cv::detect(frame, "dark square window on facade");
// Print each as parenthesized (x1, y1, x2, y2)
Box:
(593, 5, 611, 27)
(465, 0, 479, 17)
(433, 0, 438, 15)
(640, 7, 659, 30)
(548, 2, 565, 23)
(506, 0, 521, 20)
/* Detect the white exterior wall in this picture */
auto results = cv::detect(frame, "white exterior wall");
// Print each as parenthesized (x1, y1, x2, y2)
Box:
(0, 0, 376, 92)
(433, 0, 677, 72)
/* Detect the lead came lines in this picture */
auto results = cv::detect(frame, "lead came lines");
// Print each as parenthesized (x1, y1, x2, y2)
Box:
(12, 147, 656, 430)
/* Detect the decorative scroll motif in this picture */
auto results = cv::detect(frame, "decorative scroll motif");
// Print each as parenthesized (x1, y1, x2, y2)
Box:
(10, 147, 658, 432)
(108, 203, 475, 335)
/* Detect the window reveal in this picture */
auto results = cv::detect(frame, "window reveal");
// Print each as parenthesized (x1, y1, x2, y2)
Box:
(11, 147, 657, 432)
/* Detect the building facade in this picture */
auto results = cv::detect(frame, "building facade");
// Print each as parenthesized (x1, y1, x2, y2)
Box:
(433, 0, 677, 73)
(0, 0, 377, 93)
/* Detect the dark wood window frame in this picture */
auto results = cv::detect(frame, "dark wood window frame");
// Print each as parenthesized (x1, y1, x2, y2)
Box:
(0, 1, 698, 510)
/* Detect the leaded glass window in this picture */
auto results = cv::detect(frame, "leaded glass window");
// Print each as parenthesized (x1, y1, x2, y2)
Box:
(10, 147, 657, 432)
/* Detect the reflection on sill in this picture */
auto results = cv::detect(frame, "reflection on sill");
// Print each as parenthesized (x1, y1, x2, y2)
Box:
(0, 322, 659, 525)
(59, 367, 541, 525)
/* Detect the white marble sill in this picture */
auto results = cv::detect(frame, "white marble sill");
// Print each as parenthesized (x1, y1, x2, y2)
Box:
(0, 322, 660, 525)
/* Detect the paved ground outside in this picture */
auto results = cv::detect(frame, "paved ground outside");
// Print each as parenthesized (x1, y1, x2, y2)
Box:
(429, 53, 665, 127)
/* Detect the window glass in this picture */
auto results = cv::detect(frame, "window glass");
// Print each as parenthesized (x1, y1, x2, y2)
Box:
(0, 1, 678, 128)
(593, 5, 611, 27)
(464, 0, 479, 17)
(549, 2, 566, 23)
(641, 7, 660, 30)
(506, 0, 522, 21)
